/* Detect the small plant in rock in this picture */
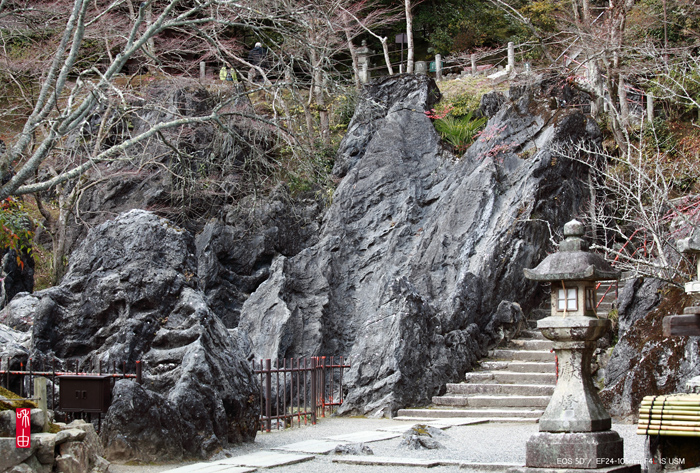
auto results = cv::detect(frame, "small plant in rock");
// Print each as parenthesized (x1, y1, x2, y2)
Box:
(426, 106, 487, 153)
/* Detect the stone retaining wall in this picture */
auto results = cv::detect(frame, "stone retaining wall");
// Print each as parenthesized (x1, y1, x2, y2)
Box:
(0, 414, 108, 473)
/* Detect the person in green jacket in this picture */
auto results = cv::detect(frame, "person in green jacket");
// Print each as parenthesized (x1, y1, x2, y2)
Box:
(219, 65, 227, 81)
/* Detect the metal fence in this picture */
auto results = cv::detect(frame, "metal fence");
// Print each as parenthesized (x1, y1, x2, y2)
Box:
(253, 356, 350, 432)
(2, 355, 350, 433)
(0, 356, 142, 412)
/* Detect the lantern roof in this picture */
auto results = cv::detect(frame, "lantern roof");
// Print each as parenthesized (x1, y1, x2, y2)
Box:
(524, 220, 620, 282)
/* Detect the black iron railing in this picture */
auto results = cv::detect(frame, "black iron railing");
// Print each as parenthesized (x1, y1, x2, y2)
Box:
(253, 356, 350, 432)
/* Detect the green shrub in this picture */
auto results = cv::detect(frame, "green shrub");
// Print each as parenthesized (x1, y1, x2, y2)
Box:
(446, 93, 482, 118)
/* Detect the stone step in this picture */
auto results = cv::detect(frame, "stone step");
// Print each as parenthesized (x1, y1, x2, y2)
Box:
(480, 361, 555, 373)
(395, 408, 544, 419)
(509, 339, 553, 351)
(530, 309, 550, 319)
(491, 349, 554, 362)
(432, 395, 551, 408)
(518, 330, 547, 340)
(393, 415, 538, 424)
(445, 383, 555, 396)
(465, 371, 556, 385)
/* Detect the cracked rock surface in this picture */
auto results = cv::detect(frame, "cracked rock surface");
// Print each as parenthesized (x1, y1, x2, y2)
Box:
(239, 74, 602, 416)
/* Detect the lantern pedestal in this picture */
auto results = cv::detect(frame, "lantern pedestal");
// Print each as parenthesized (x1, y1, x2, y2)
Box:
(537, 316, 611, 433)
(525, 431, 624, 469)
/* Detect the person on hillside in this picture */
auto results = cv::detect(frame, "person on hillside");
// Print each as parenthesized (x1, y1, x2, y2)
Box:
(219, 65, 228, 82)
(226, 66, 238, 82)
(247, 42, 267, 83)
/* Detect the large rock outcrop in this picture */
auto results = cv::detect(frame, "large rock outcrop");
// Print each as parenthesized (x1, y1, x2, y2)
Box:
(238, 74, 602, 416)
(58, 80, 268, 259)
(53, 80, 322, 329)
(2, 210, 259, 461)
(195, 187, 323, 328)
(601, 280, 700, 419)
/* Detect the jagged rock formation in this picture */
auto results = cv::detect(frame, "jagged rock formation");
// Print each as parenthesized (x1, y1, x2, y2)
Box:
(195, 188, 322, 328)
(238, 74, 602, 416)
(58, 80, 270, 259)
(601, 279, 700, 419)
(1, 210, 259, 462)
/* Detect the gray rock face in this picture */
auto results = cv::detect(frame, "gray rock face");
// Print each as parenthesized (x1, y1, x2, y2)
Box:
(196, 188, 322, 328)
(239, 74, 601, 416)
(1, 248, 34, 308)
(59, 80, 264, 260)
(0, 322, 30, 393)
(8, 210, 258, 461)
(601, 280, 700, 419)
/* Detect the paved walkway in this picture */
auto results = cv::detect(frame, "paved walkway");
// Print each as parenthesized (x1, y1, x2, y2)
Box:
(111, 417, 650, 473)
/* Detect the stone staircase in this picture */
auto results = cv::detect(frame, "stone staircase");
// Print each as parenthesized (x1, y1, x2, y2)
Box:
(396, 325, 555, 423)
(396, 280, 625, 424)
(595, 280, 620, 316)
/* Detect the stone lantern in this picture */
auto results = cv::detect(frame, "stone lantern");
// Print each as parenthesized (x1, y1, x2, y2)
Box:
(356, 40, 372, 84)
(515, 220, 640, 473)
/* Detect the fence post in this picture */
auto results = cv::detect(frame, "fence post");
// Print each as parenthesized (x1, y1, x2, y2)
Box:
(34, 377, 48, 430)
(310, 358, 317, 425)
(435, 54, 442, 81)
(319, 357, 325, 417)
(135, 361, 142, 384)
(471, 53, 477, 75)
(265, 359, 272, 432)
(507, 42, 515, 73)
(199, 61, 206, 82)
(647, 94, 654, 123)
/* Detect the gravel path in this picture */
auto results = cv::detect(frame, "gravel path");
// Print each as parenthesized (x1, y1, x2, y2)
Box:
(109, 418, 648, 473)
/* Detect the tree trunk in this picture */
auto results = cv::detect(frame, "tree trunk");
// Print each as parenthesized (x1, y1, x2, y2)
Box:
(618, 74, 630, 127)
(404, 0, 414, 73)
(345, 29, 361, 90)
(381, 37, 394, 75)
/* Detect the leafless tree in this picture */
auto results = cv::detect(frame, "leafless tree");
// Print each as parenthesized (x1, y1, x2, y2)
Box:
(561, 127, 700, 287)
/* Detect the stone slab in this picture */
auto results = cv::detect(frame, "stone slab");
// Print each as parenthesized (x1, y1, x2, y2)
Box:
(429, 418, 490, 427)
(332, 455, 441, 467)
(526, 431, 624, 469)
(272, 439, 348, 454)
(326, 430, 401, 443)
(377, 418, 488, 432)
(508, 464, 641, 473)
(461, 462, 522, 471)
(164, 463, 256, 473)
(215, 451, 314, 468)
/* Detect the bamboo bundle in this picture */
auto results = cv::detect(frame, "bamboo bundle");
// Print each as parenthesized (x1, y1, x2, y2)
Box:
(640, 395, 700, 404)
(636, 429, 700, 437)
(638, 394, 700, 437)
(639, 413, 700, 422)
(640, 408, 700, 416)
(639, 419, 700, 428)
